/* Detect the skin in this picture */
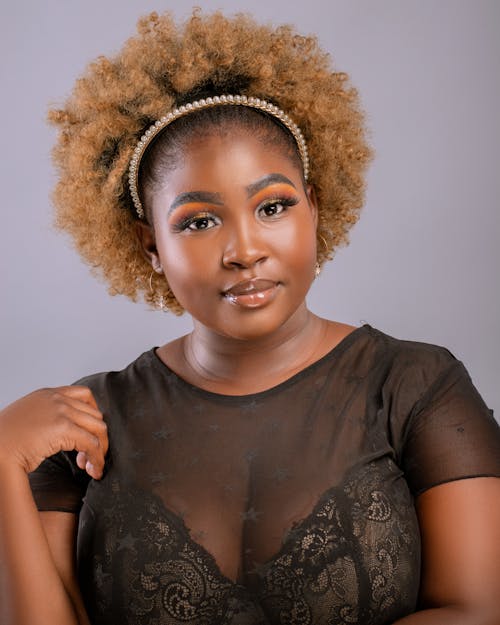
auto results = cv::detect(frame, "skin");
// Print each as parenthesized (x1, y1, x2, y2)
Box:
(0, 127, 499, 625)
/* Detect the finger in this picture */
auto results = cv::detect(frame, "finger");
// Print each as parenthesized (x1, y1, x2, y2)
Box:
(76, 450, 88, 470)
(69, 411, 109, 457)
(49, 395, 108, 455)
(76, 452, 102, 482)
(55, 385, 100, 411)
(85, 460, 101, 480)
(48, 387, 108, 475)
(49, 398, 109, 471)
(55, 394, 104, 422)
(60, 425, 105, 478)
(48, 391, 108, 454)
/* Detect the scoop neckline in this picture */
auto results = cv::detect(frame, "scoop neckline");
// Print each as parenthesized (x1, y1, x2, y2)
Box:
(149, 323, 372, 402)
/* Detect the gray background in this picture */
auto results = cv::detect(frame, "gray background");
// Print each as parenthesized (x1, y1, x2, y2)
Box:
(1, 1, 499, 419)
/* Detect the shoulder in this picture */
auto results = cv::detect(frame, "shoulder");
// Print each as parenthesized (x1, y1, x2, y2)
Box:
(363, 323, 461, 386)
(357, 324, 472, 432)
(71, 348, 160, 407)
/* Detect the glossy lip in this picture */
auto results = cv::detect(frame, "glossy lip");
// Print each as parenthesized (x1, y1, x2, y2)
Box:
(222, 278, 280, 308)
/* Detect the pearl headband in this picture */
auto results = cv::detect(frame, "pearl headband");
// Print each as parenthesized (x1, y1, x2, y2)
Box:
(128, 94, 309, 220)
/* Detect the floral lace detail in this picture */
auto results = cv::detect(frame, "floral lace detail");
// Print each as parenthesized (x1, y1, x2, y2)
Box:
(77, 461, 419, 625)
(253, 461, 419, 625)
(79, 481, 268, 625)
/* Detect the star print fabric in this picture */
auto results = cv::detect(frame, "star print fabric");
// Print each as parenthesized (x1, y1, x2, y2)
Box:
(29, 324, 500, 625)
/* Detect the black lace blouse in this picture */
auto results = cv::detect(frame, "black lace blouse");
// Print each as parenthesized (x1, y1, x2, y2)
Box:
(29, 324, 500, 625)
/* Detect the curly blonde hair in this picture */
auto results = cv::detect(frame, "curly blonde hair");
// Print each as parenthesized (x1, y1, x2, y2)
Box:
(49, 10, 372, 314)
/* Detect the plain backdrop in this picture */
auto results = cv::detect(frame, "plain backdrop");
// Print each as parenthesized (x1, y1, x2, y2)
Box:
(1, 0, 499, 420)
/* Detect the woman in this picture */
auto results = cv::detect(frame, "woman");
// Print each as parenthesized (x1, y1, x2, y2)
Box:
(0, 10, 499, 625)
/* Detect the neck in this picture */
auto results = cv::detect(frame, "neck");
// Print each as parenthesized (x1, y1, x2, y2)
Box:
(184, 305, 327, 393)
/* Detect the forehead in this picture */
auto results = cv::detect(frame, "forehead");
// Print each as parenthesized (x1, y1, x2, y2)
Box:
(155, 131, 303, 192)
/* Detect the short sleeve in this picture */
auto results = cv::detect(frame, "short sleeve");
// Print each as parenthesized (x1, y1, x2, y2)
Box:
(400, 358, 500, 496)
(28, 450, 91, 513)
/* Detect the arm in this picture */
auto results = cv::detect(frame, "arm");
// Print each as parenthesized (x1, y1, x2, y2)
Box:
(392, 477, 500, 625)
(0, 386, 107, 625)
(0, 468, 86, 625)
(40, 511, 92, 625)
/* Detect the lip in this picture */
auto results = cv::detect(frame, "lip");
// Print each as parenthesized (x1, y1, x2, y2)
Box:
(222, 278, 280, 308)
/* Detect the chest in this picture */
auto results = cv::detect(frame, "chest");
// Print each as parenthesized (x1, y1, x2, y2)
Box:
(77, 391, 421, 624)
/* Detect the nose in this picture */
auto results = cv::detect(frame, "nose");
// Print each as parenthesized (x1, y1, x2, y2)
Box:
(221, 220, 268, 270)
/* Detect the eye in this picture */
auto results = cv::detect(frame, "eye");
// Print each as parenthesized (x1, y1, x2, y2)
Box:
(257, 197, 298, 219)
(172, 212, 221, 232)
(260, 202, 285, 217)
(186, 215, 218, 231)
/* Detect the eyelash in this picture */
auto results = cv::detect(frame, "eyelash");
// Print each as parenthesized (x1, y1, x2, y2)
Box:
(258, 197, 298, 218)
(172, 196, 299, 232)
(172, 212, 220, 232)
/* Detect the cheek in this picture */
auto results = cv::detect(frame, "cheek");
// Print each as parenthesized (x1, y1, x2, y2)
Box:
(156, 236, 217, 302)
(278, 215, 317, 272)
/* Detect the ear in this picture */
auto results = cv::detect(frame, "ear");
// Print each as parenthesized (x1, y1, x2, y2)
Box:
(135, 221, 163, 273)
(306, 184, 319, 229)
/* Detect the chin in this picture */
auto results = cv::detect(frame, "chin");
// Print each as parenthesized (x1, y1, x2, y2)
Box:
(212, 304, 307, 342)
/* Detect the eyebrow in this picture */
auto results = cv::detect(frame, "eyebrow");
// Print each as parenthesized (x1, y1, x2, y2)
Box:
(245, 173, 297, 198)
(168, 191, 224, 214)
(168, 173, 297, 214)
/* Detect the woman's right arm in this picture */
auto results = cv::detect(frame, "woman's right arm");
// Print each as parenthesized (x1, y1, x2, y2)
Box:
(0, 386, 108, 625)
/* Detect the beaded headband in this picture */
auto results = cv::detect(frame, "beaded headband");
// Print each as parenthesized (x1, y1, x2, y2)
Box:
(128, 94, 309, 220)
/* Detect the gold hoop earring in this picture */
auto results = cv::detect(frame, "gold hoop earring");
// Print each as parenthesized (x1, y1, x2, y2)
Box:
(148, 270, 167, 311)
(318, 233, 329, 254)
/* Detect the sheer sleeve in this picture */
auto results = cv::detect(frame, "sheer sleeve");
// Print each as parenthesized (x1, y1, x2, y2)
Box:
(28, 450, 91, 513)
(396, 355, 500, 496)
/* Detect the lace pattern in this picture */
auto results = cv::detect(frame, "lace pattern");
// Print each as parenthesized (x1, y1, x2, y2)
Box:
(78, 461, 419, 625)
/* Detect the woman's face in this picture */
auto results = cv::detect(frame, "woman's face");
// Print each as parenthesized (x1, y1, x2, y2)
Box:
(143, 130, 318, 341)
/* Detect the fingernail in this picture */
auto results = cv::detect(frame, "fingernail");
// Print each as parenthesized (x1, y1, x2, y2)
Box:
(86, 461, 95, 474)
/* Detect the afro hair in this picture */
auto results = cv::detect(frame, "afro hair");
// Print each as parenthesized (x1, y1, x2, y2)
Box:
(49, 9, 372, 314)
